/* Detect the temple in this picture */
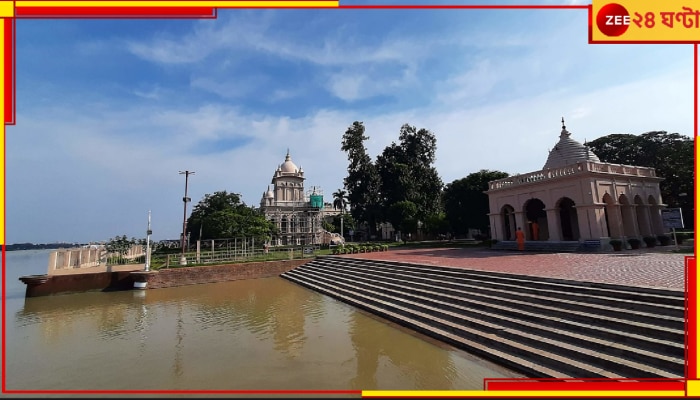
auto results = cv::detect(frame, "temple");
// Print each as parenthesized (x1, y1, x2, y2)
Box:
(486, 119, 666, 250)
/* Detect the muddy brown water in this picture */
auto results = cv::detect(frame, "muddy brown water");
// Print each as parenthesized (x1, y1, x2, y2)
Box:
(4, 249, 521, 394)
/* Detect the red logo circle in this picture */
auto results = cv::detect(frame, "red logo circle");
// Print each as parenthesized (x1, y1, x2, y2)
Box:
(596, 3, 630, 37)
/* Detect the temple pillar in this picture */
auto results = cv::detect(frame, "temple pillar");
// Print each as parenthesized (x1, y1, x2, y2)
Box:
(514, 212, 527, 234)
(637, 206, 653, 237)
(571, 205, 604, 240)
(606, 204, 624, 238)
(649, 205, 665, 235)
(488, 213, 501, 240)
(621, 204, 640, 238)
(545, 208, 561, 241)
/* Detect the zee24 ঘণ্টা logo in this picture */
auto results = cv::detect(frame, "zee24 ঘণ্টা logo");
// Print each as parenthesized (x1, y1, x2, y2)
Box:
(596, 2, 700, 39)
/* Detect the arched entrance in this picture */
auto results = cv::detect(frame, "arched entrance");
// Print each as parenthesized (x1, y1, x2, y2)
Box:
(557, 197, 579, 241)
(524, 198, 547, 240)
(501, 205, 516, 240)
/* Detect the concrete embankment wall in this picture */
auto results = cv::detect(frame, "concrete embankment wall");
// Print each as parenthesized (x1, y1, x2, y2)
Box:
(25, 271, 136, 297)
(22, 259, 310, 297)
(137, 259, 309, 289)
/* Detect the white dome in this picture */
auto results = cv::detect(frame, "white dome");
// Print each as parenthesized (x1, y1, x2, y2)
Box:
(280, 150, 298, 173)
(543, 119, 600, 169)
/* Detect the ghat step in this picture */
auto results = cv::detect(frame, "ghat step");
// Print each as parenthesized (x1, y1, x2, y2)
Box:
(280, 256, 684, 378)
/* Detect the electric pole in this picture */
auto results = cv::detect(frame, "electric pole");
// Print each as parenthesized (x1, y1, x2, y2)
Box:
(179, 170, 195, 265)
(145, 210, 152, 272)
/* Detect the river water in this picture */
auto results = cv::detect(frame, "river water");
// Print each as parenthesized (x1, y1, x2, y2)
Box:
(4, 249, 521, 394)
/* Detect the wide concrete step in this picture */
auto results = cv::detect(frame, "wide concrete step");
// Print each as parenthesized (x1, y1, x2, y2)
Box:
(316, 257, 684, 315)
(299, 263, 684, 359)
(312, 259, 684, 333)
(283, 272, 620, 378)
(322, 256, 684, 307)
(289, 266, 683, 375)
(281, 257, 685, 378)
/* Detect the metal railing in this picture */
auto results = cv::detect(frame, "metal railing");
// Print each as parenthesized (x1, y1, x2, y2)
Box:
(152, 245, 317, 269)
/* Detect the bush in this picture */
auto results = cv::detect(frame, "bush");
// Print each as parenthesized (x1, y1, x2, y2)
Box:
(609, 239, 623, 250)
(643, 236, 657, 247)
(627, 238, 642, 249)
(675, 231, 693, 244)
(657, 235, 671, 246)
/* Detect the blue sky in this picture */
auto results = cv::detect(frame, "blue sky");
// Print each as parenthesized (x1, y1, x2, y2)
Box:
(6, 4, 695, 244)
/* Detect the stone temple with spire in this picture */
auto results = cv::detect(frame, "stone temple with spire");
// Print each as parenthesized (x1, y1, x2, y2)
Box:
(486, 118, 666, 250)
(260, 150, 342, 246)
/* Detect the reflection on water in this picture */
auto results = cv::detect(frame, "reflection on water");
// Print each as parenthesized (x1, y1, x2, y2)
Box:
(5, 250, 521, 391)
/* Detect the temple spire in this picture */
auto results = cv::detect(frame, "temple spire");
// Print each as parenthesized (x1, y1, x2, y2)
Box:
(285, 148, 291, 161)
(560, 117, 570, 138)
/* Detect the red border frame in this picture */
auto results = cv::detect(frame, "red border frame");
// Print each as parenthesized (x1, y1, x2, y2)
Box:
(15, 6, 218, 18)
(1, 2, 697, 397)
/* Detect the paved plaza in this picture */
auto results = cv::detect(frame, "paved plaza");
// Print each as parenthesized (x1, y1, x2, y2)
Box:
(344, 246, 692, 292)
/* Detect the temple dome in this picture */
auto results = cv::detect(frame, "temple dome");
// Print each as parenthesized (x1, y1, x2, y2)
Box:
(280, 150, 298, 173)
(543, 119, 600, 169)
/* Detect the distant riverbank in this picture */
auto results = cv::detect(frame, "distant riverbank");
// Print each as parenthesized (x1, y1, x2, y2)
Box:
(5, 242, 85, 251)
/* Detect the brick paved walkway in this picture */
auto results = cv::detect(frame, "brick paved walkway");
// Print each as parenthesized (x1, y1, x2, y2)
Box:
(342, 247, 692, 291)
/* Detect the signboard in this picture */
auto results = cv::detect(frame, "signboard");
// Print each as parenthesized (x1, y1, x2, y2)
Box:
(661, 208, 684, 229)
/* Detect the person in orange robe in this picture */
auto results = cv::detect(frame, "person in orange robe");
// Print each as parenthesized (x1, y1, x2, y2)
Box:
(515, 227, 525, 251)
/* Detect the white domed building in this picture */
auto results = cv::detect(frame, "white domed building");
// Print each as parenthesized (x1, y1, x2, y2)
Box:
(260, 150, 342, 246)
(486, 119, 666, 250)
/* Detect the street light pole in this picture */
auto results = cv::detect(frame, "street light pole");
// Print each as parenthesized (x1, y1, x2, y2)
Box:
(145, 210, 152, 272)
(179, 170, 195, 265)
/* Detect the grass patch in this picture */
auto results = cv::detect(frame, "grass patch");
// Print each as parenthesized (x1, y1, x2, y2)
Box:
(672, 248, 694, 254)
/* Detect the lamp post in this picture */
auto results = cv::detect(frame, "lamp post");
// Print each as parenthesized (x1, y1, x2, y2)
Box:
(179, 170, 195, 265)
(145, 210, 152, 272)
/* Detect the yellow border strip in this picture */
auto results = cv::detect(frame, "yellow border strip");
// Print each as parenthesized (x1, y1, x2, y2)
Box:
(0, 2, 13, 18)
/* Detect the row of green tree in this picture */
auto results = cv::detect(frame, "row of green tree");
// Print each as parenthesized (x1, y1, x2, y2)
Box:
(339, 121, 693, 239)
(185, 192, 276, 242)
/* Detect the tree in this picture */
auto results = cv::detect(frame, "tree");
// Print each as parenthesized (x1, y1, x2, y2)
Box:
(187, 191, 276, 242)
(105, 235, 135, 256)
(376, 124, 443, 223)
(322, 213, 357, 234)
(587, 131, 693, 229)
(332, 189, 348, 211)
(341, 121, 382, 237)
(443, 170, 510, 236)
(423, 212, 450, 237)
(386, 200, 418, 237)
